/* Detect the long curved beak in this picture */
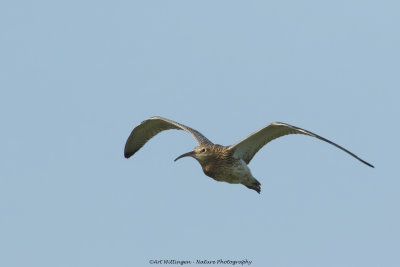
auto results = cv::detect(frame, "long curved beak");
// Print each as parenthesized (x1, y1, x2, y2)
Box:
(174, 151, 196, 162)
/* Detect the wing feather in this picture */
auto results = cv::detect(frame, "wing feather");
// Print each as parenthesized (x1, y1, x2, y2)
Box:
(228, 122, 374, 167)
(124, 116, 213, 158)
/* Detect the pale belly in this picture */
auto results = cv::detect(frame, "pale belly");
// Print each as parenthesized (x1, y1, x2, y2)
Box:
(204, 159, 254, 184)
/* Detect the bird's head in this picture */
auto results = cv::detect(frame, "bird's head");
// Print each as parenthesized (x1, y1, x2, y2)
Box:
(174, 145, 212, 163)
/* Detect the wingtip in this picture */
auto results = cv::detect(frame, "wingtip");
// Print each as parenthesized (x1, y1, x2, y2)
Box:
(124, 150, 133, 158)
(361, 159, 374, 168)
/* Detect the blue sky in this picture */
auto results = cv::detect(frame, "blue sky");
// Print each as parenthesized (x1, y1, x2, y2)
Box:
(1, 1, 399, 266)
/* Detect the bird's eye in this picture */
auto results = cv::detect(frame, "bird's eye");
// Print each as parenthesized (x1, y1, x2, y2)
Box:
(200, 148, 206, 153)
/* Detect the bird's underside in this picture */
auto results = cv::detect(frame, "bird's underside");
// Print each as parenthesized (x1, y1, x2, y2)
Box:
(124, 116, 374, 194)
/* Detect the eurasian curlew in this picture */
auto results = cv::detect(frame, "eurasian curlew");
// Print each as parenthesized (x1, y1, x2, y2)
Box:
(124, 116, 374, 193)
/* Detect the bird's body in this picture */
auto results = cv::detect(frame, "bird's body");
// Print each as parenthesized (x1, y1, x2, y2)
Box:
(124, 116, 373, 194)
(192, 144, 261, 192)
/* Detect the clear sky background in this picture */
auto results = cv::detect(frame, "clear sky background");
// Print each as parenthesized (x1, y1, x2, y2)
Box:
(1, 1, 399, 266)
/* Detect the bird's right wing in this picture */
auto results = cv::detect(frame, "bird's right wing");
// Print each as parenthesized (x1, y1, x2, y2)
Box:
(228, 122, 374, 167)
(124, 116, 213, 158)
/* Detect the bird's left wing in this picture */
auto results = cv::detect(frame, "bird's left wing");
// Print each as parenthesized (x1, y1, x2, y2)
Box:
(124, 116, 213, 158)
(228, 122, 374, 167)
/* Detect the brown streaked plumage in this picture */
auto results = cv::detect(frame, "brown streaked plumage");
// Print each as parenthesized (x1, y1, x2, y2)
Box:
(124, 116, 374, 194)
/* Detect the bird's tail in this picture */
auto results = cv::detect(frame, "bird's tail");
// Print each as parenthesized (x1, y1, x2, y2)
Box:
(244, 178, 261, 194)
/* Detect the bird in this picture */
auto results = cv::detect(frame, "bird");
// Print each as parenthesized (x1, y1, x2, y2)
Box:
(124, 116, 374, 194)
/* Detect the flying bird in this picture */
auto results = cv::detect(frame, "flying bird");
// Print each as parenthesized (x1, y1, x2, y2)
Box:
(124, 116, 374, 193)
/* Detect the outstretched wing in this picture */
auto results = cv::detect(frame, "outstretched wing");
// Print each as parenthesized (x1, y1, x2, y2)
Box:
(228, 122, 374, 167)
(124, 116, 213, 158)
